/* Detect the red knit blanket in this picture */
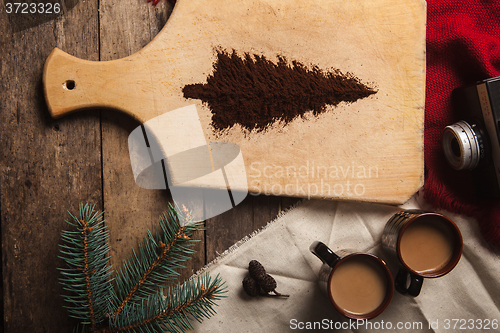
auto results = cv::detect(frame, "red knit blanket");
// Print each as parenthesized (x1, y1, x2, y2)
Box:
(425, 0, 500, 246)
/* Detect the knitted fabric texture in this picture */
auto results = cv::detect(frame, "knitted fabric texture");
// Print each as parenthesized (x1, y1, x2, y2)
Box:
(425, 0, 500, 246)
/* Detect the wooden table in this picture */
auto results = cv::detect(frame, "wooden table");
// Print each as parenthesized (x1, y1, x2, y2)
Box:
(0, 2, 299, 331)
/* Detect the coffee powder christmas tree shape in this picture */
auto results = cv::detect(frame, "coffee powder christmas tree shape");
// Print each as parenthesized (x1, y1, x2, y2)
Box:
(183, 49, 377, 133)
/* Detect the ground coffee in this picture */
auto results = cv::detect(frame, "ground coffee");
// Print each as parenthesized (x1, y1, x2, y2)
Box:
(183, 49, 376, 133)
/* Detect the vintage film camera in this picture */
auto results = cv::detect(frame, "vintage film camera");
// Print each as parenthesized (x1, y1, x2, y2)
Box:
(442, 76, 500, 198)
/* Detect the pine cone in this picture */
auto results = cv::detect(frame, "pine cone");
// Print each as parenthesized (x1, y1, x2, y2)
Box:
(248, 260, 266, 280)
(242, 276, 260, 297)
(257, 274, 277, 293)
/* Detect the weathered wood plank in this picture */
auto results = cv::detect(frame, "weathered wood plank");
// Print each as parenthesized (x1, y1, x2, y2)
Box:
(0, 2, 100, 332)
(98, 0, 204, 283)
(281, 196, 302, 212)
(0, 1, 301, 331)
(205, 195, 282, 262)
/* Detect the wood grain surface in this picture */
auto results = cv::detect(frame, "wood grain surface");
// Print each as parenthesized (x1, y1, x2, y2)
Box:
(0, 1, 298, 331)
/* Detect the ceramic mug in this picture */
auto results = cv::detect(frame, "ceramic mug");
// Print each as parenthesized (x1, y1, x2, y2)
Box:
(381, 210, 463, 297)
(310, 241, 394, 320)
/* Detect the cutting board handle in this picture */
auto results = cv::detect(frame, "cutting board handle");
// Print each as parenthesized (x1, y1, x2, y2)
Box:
(43, 48, 153, 120)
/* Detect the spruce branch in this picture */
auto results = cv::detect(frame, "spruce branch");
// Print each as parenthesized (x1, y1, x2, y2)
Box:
(109, 274, 226, 333)
(58, 203, 225, 333)
(58, 203, 114, 329)
(112, 204, 204, 317)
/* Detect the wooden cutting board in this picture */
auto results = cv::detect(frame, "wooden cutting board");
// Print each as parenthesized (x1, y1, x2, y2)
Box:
(43, 0, 426, 204)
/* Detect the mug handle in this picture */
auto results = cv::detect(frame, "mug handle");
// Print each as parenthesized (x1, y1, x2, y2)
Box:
(310, 241, 341, 268)
(395, 268, 423, 297)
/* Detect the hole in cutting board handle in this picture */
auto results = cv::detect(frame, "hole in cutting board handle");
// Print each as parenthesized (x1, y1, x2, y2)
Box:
(63, 80, 76, 90)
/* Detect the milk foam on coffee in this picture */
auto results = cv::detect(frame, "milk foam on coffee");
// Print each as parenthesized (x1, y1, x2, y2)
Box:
(329, 256, 387, 315)
(399, 216, 454, 274)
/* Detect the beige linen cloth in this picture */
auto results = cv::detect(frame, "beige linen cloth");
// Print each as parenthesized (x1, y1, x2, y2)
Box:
(190, 191, 500, 332)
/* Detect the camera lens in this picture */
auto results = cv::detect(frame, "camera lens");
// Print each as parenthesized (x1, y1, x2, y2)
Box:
(442, 121, 484, 170)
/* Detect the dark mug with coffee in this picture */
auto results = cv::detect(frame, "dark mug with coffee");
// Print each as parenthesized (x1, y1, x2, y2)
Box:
(382, 210, 463, 297)
(310, 241, 394, 320)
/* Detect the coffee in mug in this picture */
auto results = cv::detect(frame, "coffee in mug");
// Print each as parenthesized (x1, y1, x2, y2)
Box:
(310, 242, 394, 319)
(382, 210, 463, 296)
(329, 254, 389, 315)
